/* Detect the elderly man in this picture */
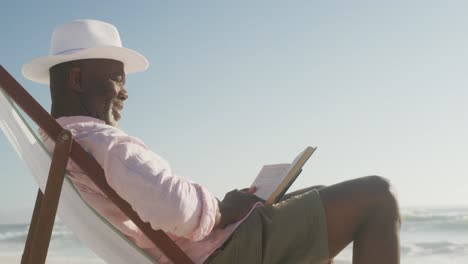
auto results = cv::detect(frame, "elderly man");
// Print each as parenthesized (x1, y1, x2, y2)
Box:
(23, 19, 400, 264)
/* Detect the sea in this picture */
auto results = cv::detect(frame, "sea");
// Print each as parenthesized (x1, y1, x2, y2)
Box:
(0, 207, 467, 263)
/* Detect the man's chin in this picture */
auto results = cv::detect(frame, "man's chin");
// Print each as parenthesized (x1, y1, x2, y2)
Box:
(104, 109, 121, 127)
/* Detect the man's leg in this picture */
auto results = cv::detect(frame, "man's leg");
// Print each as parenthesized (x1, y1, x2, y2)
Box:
(280, 185, 325, 201)
(281, 185, 335, 264)
(318, 176, 401, 264)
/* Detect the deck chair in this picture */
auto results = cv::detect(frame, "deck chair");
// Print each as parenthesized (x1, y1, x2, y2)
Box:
(0, 65, 194, 264)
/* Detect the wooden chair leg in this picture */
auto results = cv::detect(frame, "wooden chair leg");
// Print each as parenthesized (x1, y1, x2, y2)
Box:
(21, 130, 73, 264)
(21, 189, 43, 264)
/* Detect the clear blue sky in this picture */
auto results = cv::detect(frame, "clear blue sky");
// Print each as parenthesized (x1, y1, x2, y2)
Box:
(1, 0, 467, 223)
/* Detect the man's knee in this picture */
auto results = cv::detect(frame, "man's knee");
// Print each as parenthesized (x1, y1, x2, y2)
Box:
(363, 175, 400, 222)
(361, 175, 392, 193)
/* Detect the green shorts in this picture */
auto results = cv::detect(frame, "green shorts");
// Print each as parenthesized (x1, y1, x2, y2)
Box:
(205, 189, 330, 264)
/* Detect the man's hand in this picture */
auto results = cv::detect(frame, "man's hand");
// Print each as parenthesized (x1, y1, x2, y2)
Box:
(215, 187, 264, 229)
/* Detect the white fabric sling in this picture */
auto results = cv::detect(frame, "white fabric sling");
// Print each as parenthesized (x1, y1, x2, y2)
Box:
(0, 89, 157, 264)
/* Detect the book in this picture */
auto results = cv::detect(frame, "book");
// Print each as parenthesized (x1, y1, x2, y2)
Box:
(250, 146, 316, 205)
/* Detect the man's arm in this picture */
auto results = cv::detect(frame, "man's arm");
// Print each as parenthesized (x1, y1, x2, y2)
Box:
(78, 127, 219, 241)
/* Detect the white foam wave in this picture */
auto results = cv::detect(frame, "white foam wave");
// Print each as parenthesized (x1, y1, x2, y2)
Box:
(0, 223, 75, 242)
(402, 207, 468, 232)
(402, 241, 468, 257)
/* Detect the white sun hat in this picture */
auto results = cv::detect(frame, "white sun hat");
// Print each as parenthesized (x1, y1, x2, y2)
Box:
(22, 19, 149, 84)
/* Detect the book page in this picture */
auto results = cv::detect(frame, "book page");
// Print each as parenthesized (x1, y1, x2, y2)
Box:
(250, 163, 291, 200)
(250, 146, 316, 204)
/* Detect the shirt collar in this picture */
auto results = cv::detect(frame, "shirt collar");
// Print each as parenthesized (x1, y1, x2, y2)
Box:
(55, 116, 106, 126)
(38, 116, 106, 142)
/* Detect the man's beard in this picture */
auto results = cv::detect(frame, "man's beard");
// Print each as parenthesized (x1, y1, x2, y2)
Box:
(99, 100, 119, 127)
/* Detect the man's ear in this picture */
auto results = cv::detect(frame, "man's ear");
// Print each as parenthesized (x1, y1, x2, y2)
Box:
(69, 67, 84, 93)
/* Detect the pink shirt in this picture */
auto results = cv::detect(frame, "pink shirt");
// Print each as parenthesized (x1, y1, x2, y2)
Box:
(40, 116, 258, 264)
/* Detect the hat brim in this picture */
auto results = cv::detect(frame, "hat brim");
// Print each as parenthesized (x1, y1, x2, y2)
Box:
(22, 46, 149, 85)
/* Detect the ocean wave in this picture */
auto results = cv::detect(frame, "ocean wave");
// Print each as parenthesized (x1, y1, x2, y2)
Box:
(402, 241, 468, 257)
(0, 223, 75, 243)
(402, 207, 468, 232)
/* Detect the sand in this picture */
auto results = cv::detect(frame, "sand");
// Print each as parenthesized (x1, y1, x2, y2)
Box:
(0, 256, 104, 264)
(0, 256, 355, 264)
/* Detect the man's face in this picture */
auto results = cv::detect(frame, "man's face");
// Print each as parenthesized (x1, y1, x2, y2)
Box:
(78, 59, 127, 127)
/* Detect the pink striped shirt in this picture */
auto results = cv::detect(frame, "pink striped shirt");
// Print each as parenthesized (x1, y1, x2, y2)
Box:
(39, 116, 258, 263)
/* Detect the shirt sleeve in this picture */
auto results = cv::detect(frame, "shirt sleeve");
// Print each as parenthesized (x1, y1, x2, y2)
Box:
(74, 126, 219, 241)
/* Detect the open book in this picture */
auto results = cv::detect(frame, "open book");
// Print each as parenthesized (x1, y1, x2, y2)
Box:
(250, 146, 316, 205)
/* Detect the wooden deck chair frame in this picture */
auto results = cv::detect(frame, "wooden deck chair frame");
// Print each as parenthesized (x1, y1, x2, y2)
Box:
(0, 65, 194, 264)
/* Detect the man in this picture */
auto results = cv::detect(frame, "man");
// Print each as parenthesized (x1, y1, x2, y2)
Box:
(23, 19, 400, 264)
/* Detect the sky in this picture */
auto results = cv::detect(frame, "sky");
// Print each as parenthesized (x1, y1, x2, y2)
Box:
(0, 0, 467, 223)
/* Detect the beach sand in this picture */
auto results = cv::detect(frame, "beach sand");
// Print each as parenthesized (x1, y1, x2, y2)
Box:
(0, 256, 104, 264)
(0, 255, 350, 264)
